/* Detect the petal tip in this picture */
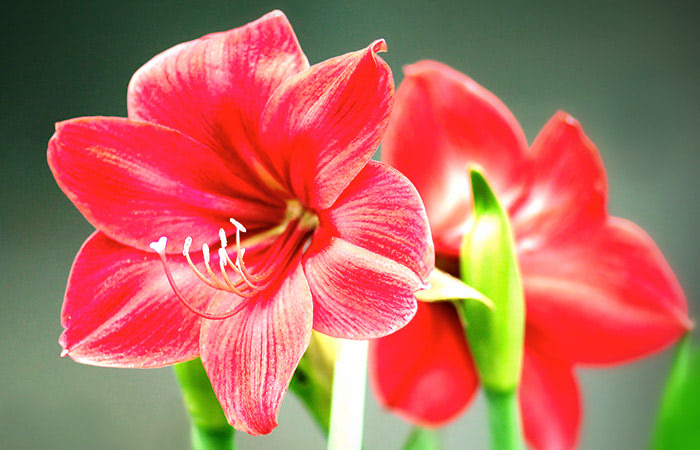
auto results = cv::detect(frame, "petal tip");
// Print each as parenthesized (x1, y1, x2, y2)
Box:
(554, 110, 580, 128)
(370, 38, 388, 54)
(259, 9, 291, 26)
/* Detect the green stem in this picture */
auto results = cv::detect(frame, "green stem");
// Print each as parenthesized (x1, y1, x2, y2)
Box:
(174, 358, 235, 450)
(327, 339, 368, 450)
(402, 427, 440, 450)
(484, 389, 524, 450)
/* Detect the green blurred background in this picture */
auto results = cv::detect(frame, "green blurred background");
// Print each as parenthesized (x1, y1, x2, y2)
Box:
(2, 0, 697, 448)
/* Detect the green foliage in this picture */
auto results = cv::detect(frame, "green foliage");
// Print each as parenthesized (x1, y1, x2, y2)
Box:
(651, 335, 700, 450)
(402, 427, 440, 450)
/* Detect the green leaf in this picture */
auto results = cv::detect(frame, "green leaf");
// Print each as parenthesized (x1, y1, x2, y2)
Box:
(289, 331, 336, 433)
(402, 427, 440, 450)
(173, 358, 234, 450)
(458, 168, 525, 392)
(651, 334, 700, 449)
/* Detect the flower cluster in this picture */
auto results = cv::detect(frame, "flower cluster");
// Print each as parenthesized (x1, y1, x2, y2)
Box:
(48, 11, 690, 448)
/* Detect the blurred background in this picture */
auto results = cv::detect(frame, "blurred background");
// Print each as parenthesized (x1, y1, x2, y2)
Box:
(1, 0, 697, 448)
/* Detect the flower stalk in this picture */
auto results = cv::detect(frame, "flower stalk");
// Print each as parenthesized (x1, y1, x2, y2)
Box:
(174, 358, 234, 450)
(327, 338, 369, 450)
(289, 331, 337, 433)
(484, 389, 523, 450)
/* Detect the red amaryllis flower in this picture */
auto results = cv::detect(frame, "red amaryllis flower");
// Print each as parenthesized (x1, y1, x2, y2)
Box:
(370, 60, 691, 449)
(48, 11, 433, 435)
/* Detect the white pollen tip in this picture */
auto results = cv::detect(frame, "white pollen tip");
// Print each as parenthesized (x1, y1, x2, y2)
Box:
(202, 244, 210, 263)
(149, 236, 168, 254)
(218, 248, 228, 264)
(219, 228, 228, 247)
(229, 218, 247, 233)
(183, 237, 192, 255)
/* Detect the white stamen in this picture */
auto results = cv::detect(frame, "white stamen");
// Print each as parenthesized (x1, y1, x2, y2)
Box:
(202, 244, 210, 264)
(229, 218, 247, 233)
(183, 236, 193, 256)
(219, 228, 228, 248)
(218, 248, 228, 269)
(237, 248, 246, 269)
(149, 236, 168, 254)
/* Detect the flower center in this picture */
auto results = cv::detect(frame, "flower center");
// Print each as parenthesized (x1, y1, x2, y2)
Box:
(150, 200, 318, 320)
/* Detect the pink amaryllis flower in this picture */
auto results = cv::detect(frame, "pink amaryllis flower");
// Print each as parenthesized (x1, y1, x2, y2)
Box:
(370, 60, 691, 449)
(48, 11, 433, 435)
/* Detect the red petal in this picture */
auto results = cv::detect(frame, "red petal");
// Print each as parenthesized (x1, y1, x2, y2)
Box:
(321, 160, 434, 281)
(127, 11, 308, 194)
(521, 218, 691, 365)
(303, 230, 419, 339)
(381, 60, 530, 256)
(58, 232, 221, 367)
(48, 117, 284, 253)
(199, 260, 312, 435)
(370, 301, 478, 426)
(259, 39, 394, 209)
(511, 112, 608, 248)
(520, 330, 581, 450)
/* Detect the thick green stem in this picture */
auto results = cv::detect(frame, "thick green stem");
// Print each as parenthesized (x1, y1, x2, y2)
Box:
(289, 331, 336, 433)
(174, 358, 235, 450)
(402, 427, 440, 450)
(484, 389, 524, 450)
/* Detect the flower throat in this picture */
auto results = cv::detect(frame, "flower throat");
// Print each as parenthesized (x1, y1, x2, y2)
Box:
(150, 200, 318, 320)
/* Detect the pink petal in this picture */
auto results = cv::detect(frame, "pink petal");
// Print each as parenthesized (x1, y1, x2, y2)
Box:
(303, 229, 419, 339)
(48, 117, 285, 253)
(259, 39, 394, 209)
(369, 301, 478, 426)
(127, 11, 308, 194)
(520, 218, 691, 365)
(58, 232, 224, 367)
(199, 260, 313, 435)
(381, 60, 530, 256)
(511, 111, 608, 249)
(520, 330, 581, 450)
(320, 160, 434, 281)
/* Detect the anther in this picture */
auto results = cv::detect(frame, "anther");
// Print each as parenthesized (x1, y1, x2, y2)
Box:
(183, 236, 192, 256)
(230, 218, 246, 233)
(202, 244, 211, 263)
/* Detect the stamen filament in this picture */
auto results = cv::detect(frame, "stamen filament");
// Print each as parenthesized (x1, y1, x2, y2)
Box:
(150, 237, 248, 320)
(183, 237, 227, 291)
(201, 243, 228, 290)
(217, 248, 255, 298)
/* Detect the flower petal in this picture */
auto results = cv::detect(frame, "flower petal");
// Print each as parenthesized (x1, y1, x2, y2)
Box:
(320, 160, 434, 281)
(127, 10, 308, 193)
(259, 39, 394, 209)
(48, 117, 284, 253)
(369, 301, 478, 426)
(381, 60, 530, 255)
(303, 230, 419, 339)
(520, 218, 691, 365)
(58, 232, 223, 367)
(199, 260, 313, 435)
(520, 330, 581, 450)
(511, 111, 608, 249)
